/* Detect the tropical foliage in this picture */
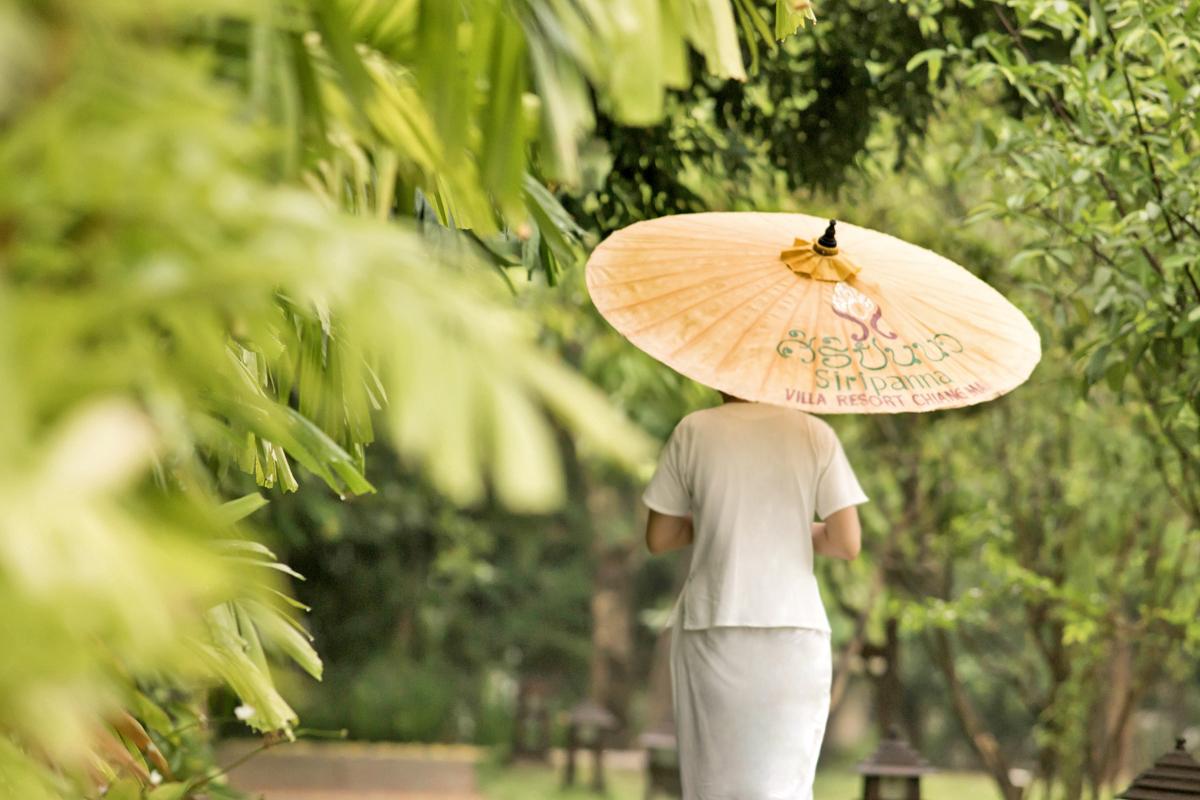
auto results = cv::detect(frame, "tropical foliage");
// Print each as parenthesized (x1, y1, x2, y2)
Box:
(839, 141, 1200, 794)
(947, 0, 1200, 522)
(0, 0, 813, 796)
(886, 2, 1200, 796)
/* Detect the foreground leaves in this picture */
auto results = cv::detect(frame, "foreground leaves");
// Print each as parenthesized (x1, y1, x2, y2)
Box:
(0, 0, 808, 795)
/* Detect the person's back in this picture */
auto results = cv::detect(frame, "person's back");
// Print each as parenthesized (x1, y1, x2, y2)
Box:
(644, 401, 866, 632)
(643, 399, 867, 800)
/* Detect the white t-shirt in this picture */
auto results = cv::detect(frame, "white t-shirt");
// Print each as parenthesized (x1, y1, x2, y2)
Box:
(643, 402, 868, 633)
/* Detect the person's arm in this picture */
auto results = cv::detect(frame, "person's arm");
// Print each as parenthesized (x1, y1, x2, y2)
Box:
(811, 505, 861, 560)
(645, 509, 694, 555)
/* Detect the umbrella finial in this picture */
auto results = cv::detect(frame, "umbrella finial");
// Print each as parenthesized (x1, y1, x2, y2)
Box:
(814, 220, 839, 255)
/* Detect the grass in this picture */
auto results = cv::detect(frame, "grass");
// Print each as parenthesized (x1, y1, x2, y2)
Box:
(477, 759, 1004, 800)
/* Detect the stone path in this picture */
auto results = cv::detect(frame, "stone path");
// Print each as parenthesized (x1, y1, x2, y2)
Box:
(215, 740, 485, 800)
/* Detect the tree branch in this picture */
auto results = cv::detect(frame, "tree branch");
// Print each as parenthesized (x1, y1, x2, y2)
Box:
(1032, 206, 1117, 269)
(1134, 372, 1200, 522)
(995, 9, 1172, 289)
(927, 629, 1023, 800)
(829, 561, 885, 715)
(1117, 65, 1178, 242)
(993, 6, 1089, 145)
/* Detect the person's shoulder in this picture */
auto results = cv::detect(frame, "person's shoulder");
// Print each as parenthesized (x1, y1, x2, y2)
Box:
(798, 410, 834, 433)
(667, 405, 730, 440)
(673, 407, 714, 432)
(790, 410, 839, 446)
(661, 408, 704, 440)
(681, 405, 720, 422)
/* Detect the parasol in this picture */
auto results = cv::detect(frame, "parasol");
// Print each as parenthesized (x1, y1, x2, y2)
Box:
(585, 212, 1040, 413)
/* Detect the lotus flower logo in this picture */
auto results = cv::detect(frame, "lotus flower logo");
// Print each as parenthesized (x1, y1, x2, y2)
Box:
(830, 282, 897, 342)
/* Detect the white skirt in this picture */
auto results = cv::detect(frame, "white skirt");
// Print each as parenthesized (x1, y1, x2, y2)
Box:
(670, 606, 832, 800)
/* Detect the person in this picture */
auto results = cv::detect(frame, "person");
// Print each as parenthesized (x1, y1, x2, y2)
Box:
(643, 393, 867, 800)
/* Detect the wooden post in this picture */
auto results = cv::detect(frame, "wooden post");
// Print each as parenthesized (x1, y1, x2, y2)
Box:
(592, 739, 605, 792)
(563, 724, 577, 788)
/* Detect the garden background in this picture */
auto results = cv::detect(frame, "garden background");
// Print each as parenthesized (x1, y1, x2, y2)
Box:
(1, 1, 1199, 799)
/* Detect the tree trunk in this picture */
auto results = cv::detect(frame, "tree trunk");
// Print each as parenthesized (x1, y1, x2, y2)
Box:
(828, 559, 885, 719)
(876, 617, 903, 734)
(580, 477, 642, 742)
(1089, 636, 1143, 795)
(1097, 637, 1133, 787)
(643, 557, 690, 731)
(928, 629, 1023, 800)
(588, 537, 638, 736)
(556, 430, 641, 741)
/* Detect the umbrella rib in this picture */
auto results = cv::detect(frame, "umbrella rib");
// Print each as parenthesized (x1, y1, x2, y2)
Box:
(607, 263, 785, 317)
(914, 287, 1033, 329)
(664, 272, 799, 361)
(791, 276, 829, 397)
(625, 268, 789, 338)
(615, 232, 776, 249)
(589, 259, 771, 289)
(876, 273, 1041, 392)
(755, 280, 812, 398)
(878, 286, 1027, 389)
(891, 297, 1032, 344)
(620, 218, 796, 250)
(908, 289, 1034, 336)
(711, 274, 805, 372)
(873, 258, 1029, 323)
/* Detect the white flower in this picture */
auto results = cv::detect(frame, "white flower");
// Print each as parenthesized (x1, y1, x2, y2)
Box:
(831, 282, 876, 320)
(234, 704, 256, 721)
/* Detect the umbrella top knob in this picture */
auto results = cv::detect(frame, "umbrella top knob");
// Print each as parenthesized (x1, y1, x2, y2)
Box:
(814, 220, 839, 255)
(779, 219, 857, 281)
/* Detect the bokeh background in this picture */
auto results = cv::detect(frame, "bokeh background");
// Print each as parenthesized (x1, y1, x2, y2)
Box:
(2, 1, 1198, 799)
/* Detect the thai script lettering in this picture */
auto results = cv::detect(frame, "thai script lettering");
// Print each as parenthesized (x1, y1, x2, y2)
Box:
(775, 330, 964, 370)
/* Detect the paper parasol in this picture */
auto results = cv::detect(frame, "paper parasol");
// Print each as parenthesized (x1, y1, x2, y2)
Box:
(585, 212, 1041, 413)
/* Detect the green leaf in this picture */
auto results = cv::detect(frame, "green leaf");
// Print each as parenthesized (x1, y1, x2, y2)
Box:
(214, 538, 278, 560)
(104, 778, 142, 800)
(478, 9, 528, 220)
(308, 0, 373, 108)
(906, 49, 946, 83)
(228, 557, 306, 581)
(415, 0, 468, 155)
(245, 600, 324, 680)
(217, 494, 269, 525)
(1104, 360, 1127, 393)
(1085, 344, 1110, 386)
(685, 0, 746, 81)
(267, 587, 313, 612)
(148, 782, 192, 800)
(774, 0, 814, 39)
(235, 601, 272, 676)
(129, 692, 173, 738)
(191, 640, 298, 732)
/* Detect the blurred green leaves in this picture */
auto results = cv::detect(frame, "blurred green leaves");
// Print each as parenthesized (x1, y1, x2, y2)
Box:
(0, 0, 814, 795)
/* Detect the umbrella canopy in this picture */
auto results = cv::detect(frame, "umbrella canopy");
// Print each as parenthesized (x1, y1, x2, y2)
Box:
(585, 212, 1041, 413)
